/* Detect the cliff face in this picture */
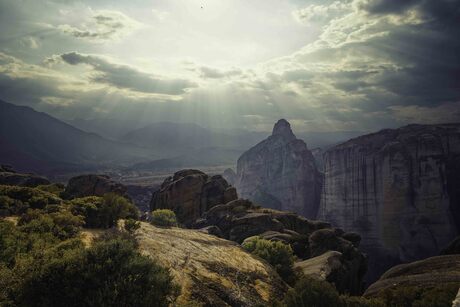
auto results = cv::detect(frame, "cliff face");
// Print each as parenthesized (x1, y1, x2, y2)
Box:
(235, 119, 322, 218)
(318, 124, 460, 280)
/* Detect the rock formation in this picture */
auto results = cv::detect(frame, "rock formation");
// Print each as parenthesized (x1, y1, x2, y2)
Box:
(294, 250, 364, 295)
(135, 221, 287, 306)
(234, 119, 322, 218)
(0, 166, 50, 187)
(364, 255, 460, 297)
(318, 123, 460, 282)
(63, 174, 128, 199)
(150, 169, 238, 226)
(194, 198, 367, 294)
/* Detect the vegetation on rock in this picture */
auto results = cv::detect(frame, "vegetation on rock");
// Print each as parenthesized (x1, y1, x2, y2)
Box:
(242, 236, 295, 283)
(151, 209, 178, 227)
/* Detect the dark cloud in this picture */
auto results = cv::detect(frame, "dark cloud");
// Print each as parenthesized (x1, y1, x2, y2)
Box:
(356, 0, 421, 14)
(56, 52, 196, 95)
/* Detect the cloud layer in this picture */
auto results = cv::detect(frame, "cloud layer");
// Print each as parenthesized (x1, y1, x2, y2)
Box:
(0, 0, 458, 133)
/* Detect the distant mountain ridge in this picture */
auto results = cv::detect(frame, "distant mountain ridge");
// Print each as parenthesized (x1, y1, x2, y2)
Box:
(0, 100, 154, 174)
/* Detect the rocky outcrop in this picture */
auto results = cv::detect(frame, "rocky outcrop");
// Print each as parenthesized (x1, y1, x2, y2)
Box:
(150, 169, 238, 226)
(135, 221, 287, 306)
(318, 124, 460, 282)
(294, 250, 365, 295)
(234, 119, 322, 218)
(63, 174, 128, 199)
(364, 255, 460, 297)
(0, 166, 50, 187)
(194, 198, 367, 294)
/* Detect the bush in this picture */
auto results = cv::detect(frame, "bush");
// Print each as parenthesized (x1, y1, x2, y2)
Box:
(151, 209, 178, 227)
(124, 218, 141, 234)
(377, 283, 459, 307)
(242, 236, 295, 283)
(2, 237, 178, 307)
(70, 193, 139, 228)
(281, 277, 384, 307)
(0, 186, 61, 216)
(36, 183, 65, 197)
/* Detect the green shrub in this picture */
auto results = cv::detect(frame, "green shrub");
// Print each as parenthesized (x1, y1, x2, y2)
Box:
(36, 183, 65, 197)
(242, 236, 295, 283)
(151, 209, 178, 227)
(124, 218, 141, 234)
(377, 283, 459, 307)
(280, 277, 384, 307)
(0, 186, 61, 216)
(70, 193, 139, 228)
(1, 237, 178, 307)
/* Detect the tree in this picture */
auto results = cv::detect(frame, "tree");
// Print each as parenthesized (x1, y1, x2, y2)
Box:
(151, 209, 178, 227)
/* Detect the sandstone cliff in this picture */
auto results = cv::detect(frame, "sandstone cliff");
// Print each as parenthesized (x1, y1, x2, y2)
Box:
(318, 123, 460, 281)
(234, 119, 322, 218)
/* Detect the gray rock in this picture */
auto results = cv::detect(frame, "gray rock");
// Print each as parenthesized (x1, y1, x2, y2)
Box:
(318, 123, 460, 282)
(234, 119, 322, 218)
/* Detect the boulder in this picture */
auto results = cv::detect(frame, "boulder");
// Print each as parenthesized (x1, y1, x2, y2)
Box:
(294, 250, 364, 294)
(63, 174, 128, 199)
(150, 169, 238, 226)
(364, 255, 460, 297)
(234, 119, 322, 218)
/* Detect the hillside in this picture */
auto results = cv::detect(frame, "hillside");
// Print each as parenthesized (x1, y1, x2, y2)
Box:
(0, 100, 155, 174)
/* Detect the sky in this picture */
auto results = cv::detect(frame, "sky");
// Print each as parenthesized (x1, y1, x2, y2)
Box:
(0, 0, 459, 133)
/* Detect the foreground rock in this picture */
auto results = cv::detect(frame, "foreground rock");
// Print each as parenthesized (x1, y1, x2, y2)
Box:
(318, 123, 460, 282)
(0, 166, 50, 187)
(150, 169, 237, 226)
(136, 221, 287, 306)
(234, 119, 322, 218)
(195, 199, 367, 294)
(364, 255, 460, 297)
(63, 174, 128, 199)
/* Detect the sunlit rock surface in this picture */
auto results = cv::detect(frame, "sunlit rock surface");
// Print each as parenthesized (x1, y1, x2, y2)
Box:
(235, 119, 322, 218)
(136, 221, 287, 306)
(318, 123, 460, 281)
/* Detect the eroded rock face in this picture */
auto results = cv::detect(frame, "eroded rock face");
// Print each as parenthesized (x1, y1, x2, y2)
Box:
(364, 255, 460, 298)
(63, 174, 128, 199)
(235, 119, 322, 218)
(150, 169, 238, 226)
(318, 124, 460, 282)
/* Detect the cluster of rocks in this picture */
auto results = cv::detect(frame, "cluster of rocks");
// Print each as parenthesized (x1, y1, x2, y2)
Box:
(151, 169, 367, 294)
